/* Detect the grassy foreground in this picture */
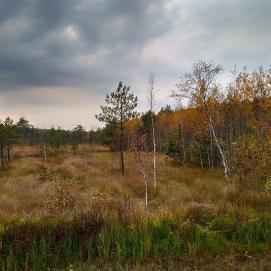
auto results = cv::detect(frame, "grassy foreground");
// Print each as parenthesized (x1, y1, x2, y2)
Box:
(1, 212, 271, 270)
(0, 146, 271, 270)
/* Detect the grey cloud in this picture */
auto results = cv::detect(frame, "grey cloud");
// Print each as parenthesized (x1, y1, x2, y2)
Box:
(0, 0, 270, 128)
(176, 0, 271, 66)
(0, 0, 171, 90)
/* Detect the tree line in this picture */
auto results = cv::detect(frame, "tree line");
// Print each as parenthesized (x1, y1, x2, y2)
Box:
(1, 60, 271, 193)
(96, 61, 271, 192)
(0, 117, 98, 166)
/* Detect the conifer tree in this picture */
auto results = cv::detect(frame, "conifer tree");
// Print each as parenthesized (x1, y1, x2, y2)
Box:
(96, 81, 138, 175)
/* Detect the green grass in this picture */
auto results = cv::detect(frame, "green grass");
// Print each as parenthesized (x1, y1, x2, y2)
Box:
(1, 212, 271, 270)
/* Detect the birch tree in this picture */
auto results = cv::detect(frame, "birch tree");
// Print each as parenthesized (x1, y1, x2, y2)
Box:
(147, 72, 157, 188)
(171, 61, 230, 181)
(131, 134, 148, 207)
(89, 129, 97, 166)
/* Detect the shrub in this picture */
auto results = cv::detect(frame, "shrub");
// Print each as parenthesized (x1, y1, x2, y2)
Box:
(208, 215, 237, 232)
(47, 177, 79, 213)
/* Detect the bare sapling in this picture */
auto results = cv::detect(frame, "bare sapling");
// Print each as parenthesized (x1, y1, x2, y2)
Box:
(131, 134, 148, 208)
(147, 72, 157, 189)
(90, 143, 96, 166)
(84, 150, 87, 169)
(43, 143, 47, 163)
(89, 129, 97, 166)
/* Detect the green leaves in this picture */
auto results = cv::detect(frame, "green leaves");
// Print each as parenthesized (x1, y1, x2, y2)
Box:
(0, 117, 17, 146)
(96, 81, 138, 127)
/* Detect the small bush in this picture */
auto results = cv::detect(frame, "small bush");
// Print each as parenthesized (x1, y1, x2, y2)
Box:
(47, 177, 79, 213)
(208, 215, 237, 232)
(185, 205, 214, 226)
(39, 166, 52, 181)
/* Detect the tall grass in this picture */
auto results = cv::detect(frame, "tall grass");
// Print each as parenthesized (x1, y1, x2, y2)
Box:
(1, 146, 271, 269)
(1, 212, 271, 270)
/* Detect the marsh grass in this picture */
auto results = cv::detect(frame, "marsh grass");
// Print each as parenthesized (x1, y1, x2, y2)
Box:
(0, 146, 271, 270)
(0, 211, 271, 270)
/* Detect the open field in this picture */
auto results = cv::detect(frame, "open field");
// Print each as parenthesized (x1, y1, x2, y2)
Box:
(0, 146, 271, 270)
(0, 145, 229, 219)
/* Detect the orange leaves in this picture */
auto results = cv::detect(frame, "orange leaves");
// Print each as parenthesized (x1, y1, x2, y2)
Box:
(124, 117, 142, 134)
(173, 108, 208, 139)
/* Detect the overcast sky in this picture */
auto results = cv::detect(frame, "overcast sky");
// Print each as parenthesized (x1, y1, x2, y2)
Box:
(0, 0, 270, 129)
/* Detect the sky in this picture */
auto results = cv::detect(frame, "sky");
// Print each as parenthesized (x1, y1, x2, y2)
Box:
(0, 0, 270, 129)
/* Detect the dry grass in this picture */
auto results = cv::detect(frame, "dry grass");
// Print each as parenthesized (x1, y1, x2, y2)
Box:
(0, 145, 230, 220)
(1, 144, 270, 221)
(69, 253, 271, 271)
(1, 145, 271, 270)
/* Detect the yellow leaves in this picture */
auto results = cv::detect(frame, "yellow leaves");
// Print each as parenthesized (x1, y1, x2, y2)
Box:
(265, 177, 271, 194)
(47, 177, 79, 212)
(124, 118, 142, 132)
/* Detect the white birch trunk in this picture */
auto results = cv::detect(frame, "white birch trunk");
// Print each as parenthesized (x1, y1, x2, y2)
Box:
(204, 102, 229, 181)
(137, 152, 148, 207)
(43, 144, 47, 163)
(151, 114, 157, 189)
(148, 72, 157, 189)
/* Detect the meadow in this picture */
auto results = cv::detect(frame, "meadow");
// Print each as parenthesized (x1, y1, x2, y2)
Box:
(0, 145, 271, 270)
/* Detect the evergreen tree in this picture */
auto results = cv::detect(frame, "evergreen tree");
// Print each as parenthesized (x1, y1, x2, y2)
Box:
(71, 125, 85, 154)
(16, 117, 30, 145)
(0, 117, 17, 166)
(96, 81, 138, 175)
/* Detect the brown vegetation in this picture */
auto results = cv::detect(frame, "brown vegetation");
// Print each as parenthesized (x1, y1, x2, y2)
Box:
(0, 144, 270, 224)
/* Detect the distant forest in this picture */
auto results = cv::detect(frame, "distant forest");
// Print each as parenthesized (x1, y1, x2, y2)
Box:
(1, 62, 271, 190)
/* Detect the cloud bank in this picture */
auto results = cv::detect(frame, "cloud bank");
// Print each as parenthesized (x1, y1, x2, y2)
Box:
(0, 0, 270, 128)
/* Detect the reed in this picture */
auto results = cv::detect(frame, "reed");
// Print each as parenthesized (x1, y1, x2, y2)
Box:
(1, 212, 271, 270)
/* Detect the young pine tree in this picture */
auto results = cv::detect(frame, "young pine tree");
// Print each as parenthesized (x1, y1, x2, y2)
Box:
(96, 81, 138, 175)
